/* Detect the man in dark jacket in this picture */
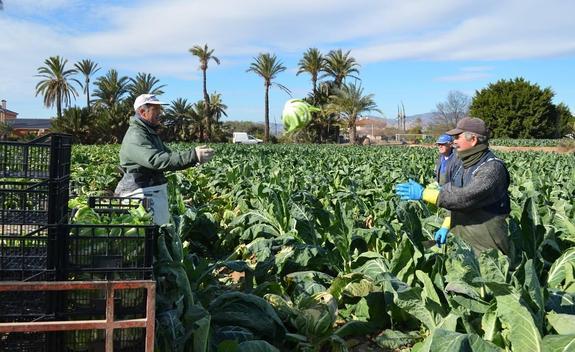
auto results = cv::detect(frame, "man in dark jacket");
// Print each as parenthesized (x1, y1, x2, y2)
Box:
(434, 134, 457, 186)
(395, 117, 510, 256)
(115, 94, 214, 224)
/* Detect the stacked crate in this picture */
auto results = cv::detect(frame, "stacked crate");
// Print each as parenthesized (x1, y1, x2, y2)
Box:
(0, 133, 72, 351)
(1, 135, 157, 351)
(61, 196, 156, 351)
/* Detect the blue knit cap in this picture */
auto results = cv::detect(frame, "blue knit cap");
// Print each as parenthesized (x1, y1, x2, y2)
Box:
(436, 134, 453, 144)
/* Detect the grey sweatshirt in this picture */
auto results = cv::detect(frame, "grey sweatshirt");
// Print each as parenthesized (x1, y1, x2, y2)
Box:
(437, 159, 511, 255)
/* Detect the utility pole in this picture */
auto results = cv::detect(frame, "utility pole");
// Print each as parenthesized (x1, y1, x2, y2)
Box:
(397, 102, 406, 132)
(401, 102, 406, 132)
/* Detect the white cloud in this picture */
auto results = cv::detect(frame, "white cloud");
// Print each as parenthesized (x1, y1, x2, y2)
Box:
(1, 0, 574, 117)
(5, 0, 575, 65)
(353, 0, 575, 62)
(5, 0, 78, 13)
(436, 66, 494, 82)
(436, 72, 492, 83)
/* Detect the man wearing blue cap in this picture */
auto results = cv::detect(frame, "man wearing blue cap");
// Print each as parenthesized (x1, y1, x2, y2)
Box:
(394, 117, 510, 256)
(434, 134, 457, 186)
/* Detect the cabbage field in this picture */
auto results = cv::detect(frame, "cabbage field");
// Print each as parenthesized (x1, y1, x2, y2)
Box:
(70, 144, 575, 352)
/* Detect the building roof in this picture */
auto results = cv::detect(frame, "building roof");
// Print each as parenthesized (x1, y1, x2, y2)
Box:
(356, 117, 387, 127)
(7, 118, 52, 129)
(0, 108, 18, 114)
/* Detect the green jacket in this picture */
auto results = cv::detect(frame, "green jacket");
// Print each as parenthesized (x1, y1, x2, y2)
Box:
(115, 116, 197, 194)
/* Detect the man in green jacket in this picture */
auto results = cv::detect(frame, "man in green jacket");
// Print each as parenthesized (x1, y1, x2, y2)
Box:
(115, 94, 214, 224)
(395, 117, 510, 256)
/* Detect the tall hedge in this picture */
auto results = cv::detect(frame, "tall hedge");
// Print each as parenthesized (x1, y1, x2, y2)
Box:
(469, 78, 559, 138)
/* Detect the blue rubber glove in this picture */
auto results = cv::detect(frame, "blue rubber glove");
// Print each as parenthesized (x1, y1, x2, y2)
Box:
(434, 227, 449, 247)
(395, 179, 424, 201)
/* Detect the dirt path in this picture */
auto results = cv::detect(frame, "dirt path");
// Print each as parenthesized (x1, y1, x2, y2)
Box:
(490, 146, 573, 153)
(406, 144, 574, 154)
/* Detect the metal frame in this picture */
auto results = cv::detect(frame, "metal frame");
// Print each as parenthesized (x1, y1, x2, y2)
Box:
(0, 280, 155, 351)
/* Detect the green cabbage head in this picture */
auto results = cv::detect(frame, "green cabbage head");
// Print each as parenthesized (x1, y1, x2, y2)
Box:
(282, 99, 321, 133)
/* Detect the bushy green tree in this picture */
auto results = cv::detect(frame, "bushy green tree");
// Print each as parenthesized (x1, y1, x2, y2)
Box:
(556, 102, 574, 137)
(222, 121, 265, 140)
(0, 121, 11, 140)
(469, 78, 558, 138)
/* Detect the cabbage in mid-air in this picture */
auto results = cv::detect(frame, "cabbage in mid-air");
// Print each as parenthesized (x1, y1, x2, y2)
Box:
(282, 99, 320, 133)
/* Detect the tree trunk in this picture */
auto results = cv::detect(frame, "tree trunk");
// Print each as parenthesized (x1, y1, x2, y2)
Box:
(349, 124, 357, 144)
(312, 78, 317, 104)
(202, 68, 211, 142)
(264, 83, 270, 143)
(86, 78, 90, 112)
(56, 91, 62, 119)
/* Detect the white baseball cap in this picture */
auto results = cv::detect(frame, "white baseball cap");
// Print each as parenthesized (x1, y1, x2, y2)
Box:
(133, 94, 168, 111)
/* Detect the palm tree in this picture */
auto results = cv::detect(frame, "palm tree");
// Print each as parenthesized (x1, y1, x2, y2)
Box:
(209, 92, 228, 124)
(35, 56, 80, 119)
(74, 59, 100, 112)
(127, 72, 165, 109)
(164, 98, 195, 141)
(322, 49, 360, 88)
(189, 44, 220, 141)
(92, 69, 130, 110)
(297, 48, 325, 101)
(128, 72, 165, 97)
(208, 92, 228, 141)
(305, 81, 337, 142)
(326, 83, 380, 144)
(92, 103, 132, 143)
(51, 107, 93, 143)
(247, 53, 291, 142)
(192, 101, 209, 142)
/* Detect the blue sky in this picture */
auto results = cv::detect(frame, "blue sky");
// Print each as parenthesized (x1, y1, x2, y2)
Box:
(1, 0, 574, 122)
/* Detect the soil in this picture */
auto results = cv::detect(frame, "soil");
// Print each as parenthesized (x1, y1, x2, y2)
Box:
(490, 145, 574, 153)
(406, 144, 574, 154)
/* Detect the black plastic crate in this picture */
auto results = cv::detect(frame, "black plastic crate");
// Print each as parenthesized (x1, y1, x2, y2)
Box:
(0, 224, 58, 322)
(62, 224, 156, 281)
(0, 331, 59, 352)
(63, 287, 147, 321)
(0, 179, 70, 225)
(0, 133, 72, 180)
(1, 321, 145, 351)
(63, 328, 145, 352)
(0, 290, 57, 323)
(0, 225, 58, 281)
(87, 196, 151, 215)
